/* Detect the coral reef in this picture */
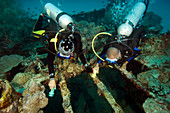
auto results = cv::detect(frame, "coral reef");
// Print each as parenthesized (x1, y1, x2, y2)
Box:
(1, 20, 169, 113)
(11, 73, 33, 86)
(19, 81, 48, 113)
(0, 53, 88, 113)
(54, 58, 84, 79)
(0, 55, 23, 79)
(0, 72, 49, 113)
(137, 69, 169, 97)
(0, 79, 21, 112)
(143, 98, 169, 113)
(58, 75, 73, 113)
(133, 34, 170, 112)
(137, 34, 170, 69)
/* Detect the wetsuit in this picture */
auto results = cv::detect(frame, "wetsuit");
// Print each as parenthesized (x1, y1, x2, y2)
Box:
(98, 26, 145, 67)
(32, 15, 87, 78)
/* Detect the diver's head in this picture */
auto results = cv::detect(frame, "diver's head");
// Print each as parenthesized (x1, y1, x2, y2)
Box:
(58, 38, 74, 58)
(105, 47, 121, 63)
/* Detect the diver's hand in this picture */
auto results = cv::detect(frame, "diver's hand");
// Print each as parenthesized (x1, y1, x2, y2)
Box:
(93, 63, 99, 74)
(48, 78, 56, 91)
(84, 64, 93, 73)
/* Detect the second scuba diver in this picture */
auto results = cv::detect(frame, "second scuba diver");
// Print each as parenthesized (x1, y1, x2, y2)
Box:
(93, 1, 149, 74)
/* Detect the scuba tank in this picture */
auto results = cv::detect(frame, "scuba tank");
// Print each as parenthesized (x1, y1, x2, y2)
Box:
(117, 2, 146, 37)
(44, 3, 74, 30)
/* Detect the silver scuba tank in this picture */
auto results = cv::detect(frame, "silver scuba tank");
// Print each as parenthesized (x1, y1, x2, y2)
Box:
(44, 3, 74, 29)
(117, 2, 146, 37)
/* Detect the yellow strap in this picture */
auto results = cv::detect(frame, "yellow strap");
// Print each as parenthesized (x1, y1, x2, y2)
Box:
(53, 29, 65, 51)
(54, 32, 58, 51)
(34, 35, 40, 38)
(32, 30, 46, 38)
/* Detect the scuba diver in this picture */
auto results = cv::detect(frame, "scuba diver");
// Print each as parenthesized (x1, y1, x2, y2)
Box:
(92, 0, 149, 74)
(32, 3, 92, 92)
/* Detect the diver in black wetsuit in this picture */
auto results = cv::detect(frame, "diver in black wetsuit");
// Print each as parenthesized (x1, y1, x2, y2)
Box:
(97, 26, 145, 68)
(93, 0, 149, 73)
(32, 13, 92, 91)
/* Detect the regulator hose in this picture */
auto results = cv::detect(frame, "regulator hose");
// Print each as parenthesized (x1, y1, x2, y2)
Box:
(91, 32, 135, 62)
(92, 32, 112, 62)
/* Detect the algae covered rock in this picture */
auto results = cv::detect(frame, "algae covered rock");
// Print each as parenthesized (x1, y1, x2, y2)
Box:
(11, 72, 33, 86)
(20, 82, 48, 113)
(143, 98, 169, 113)
(0, 55, 23, 79)
(0, 79, 21, 110)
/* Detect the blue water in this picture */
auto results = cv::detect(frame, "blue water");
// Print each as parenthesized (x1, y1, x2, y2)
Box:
(147, 0, 170, 32)
(17, 0, 170, 33)
(17, 0, 108, 14)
